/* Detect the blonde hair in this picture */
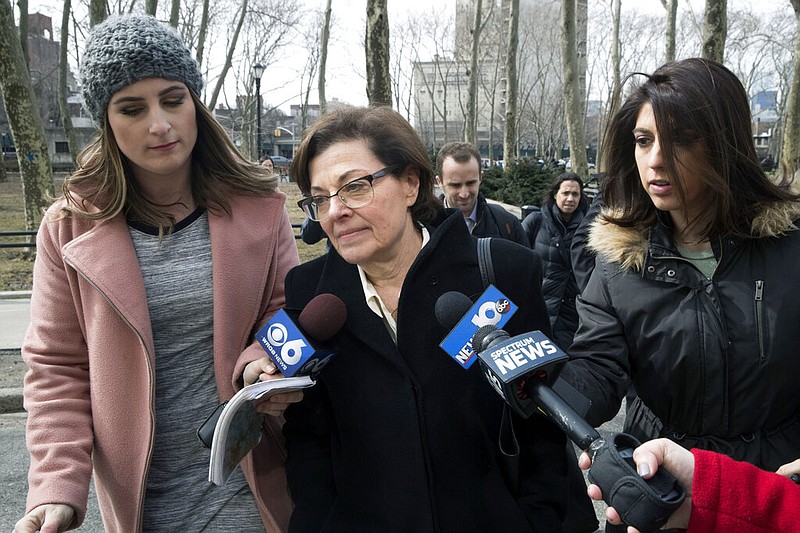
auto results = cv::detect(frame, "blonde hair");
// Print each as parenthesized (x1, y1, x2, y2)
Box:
(61, 91, 277, 234)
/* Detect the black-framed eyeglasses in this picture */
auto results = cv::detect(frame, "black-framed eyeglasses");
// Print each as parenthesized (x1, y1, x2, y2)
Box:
(297, 167, 391, 221)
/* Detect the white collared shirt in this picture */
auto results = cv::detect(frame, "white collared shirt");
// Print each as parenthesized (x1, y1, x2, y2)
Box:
(357, 226, 431, 341)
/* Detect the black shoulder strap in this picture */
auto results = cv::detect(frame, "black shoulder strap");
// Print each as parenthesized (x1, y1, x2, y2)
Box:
(477, 237, 495, 288)
(479, 235, 519, 491)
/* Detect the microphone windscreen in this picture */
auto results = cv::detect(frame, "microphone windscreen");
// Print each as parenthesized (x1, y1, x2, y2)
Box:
(472, 324, 501, 353)
(435, 291, 474, 329)
(298, 293, 347, 342)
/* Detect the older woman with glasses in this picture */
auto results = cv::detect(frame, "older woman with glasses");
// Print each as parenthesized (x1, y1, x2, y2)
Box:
(282, 105, 570, 532)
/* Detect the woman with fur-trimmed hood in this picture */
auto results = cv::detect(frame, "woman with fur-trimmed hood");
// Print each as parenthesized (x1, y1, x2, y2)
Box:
(561, 58, 800, 524)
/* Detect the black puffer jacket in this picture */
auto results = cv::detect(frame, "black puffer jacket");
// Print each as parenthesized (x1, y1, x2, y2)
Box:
(522, 202, 585, 350)
(561, 201, 800, 471)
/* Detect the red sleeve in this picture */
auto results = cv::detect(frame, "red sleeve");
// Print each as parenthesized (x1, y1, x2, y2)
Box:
(688, 448, 800, 533)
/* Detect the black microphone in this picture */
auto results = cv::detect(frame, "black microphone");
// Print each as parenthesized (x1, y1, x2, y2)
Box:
(472, 323, 599, 449)
(256, 293, 347, 377)
(435, 291, 686, 532)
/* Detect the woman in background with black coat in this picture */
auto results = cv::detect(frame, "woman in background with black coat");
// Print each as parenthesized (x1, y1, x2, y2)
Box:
(522, 173, 589, 350)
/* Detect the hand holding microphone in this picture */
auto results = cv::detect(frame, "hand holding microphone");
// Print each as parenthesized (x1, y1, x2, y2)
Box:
(256, 293, 347, 378)
(436, 289, 685, 532)
(245, 294, 347, 416)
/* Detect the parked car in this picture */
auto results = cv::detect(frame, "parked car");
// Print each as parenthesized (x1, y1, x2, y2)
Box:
(271, 155, 292, 167)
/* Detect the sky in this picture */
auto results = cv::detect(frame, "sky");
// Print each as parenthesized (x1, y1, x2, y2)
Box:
(24, 0, 447, 113)
(24, 0, 790, 115)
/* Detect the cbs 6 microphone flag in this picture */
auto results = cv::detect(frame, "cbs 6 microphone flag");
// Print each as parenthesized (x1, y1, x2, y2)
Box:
(257, 293, 346, 377)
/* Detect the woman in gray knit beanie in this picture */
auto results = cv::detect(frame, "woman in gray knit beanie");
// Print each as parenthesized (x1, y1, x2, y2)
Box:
(16, 13, 299, 533)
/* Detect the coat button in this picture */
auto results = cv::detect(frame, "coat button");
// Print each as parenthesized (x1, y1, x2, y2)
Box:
(429, 276, 439, 286)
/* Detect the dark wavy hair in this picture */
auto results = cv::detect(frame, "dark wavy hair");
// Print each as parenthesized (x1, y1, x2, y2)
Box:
(544, 172, 589, 213)
(291, 105, 441, 225)
(600, 57, 797, 239)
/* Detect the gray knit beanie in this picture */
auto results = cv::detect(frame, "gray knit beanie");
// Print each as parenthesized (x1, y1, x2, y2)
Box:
(80, 14, 204, 123)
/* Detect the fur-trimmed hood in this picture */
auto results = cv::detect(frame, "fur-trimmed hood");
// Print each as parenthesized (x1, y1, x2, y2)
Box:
(588, 200, 800, 272)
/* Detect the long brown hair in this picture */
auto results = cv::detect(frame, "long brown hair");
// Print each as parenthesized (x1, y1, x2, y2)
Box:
(61, 91, 277, 232)
(601, 58, 798, 239)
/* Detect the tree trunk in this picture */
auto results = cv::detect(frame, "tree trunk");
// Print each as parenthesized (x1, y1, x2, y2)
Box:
(0, 0, 54, 231)
(196, 0, 210, 69)
(702, 0, 727, 63)
(782, 0, 800, 178)
(169, 0, 180, 28)
(561, 0, 588, 177)
(18, 0, 28, 66)
(318, 0, 332, 114)
(365, 0, 391, 106)
(600, 0, 622, 172)
(88, 0, 106, 27)
(146, 0, 157, 16)
(465, 0, 482, 144)
(503, 0, 519, 168)
(207, 0, 248, 111)
(661, 0, 678, 62)
(58, 0, 78, 166)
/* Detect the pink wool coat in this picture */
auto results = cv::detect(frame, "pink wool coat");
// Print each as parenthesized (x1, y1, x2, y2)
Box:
(22, 192, 300, 531)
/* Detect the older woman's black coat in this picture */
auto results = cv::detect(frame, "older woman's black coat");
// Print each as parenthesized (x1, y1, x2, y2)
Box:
(283, 210, 568, 533)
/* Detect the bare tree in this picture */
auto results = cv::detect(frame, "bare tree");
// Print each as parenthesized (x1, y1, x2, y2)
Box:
(588, 3, 665, 167)
(298, 12, 322, 130)
(207, 0, 249, 111)
(465, 0, 484, 144)
(0, 0, 54, 231)
(210, 1, 302, 158)
(407, 6, 456, 147)
(389, 9, 425, 121)
(18, 0, 28, 66)
(609, 0, 621, 113)
(702, 0, 727, 63)
(782, 0, 800, 177)
(515, 1, 564, 162)
(365, 0, 391, 106)
(759, 6, 796, 165)
(660, 0, 678, 62)
(503, 0, 519, 167)
(89, 0, 107, 27)
(318, 0, 332, 114)
(169, 0, 180, 27)
(146, 0, 157, 16)
(561, 0, 588, 177)
(195, 0, 211, 68)
(58, 0, 79, 165)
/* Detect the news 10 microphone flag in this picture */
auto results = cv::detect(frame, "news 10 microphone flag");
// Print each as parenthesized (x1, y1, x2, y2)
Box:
(439, 285, 518, 369)
(256, 309, 338, 377)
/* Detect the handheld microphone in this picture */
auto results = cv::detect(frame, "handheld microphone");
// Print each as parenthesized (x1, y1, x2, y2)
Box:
(257, 293, 347, 377)
(436, 290, 686, 532)
(437, 287, 517, 369)
(472, 323, 598, 448)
